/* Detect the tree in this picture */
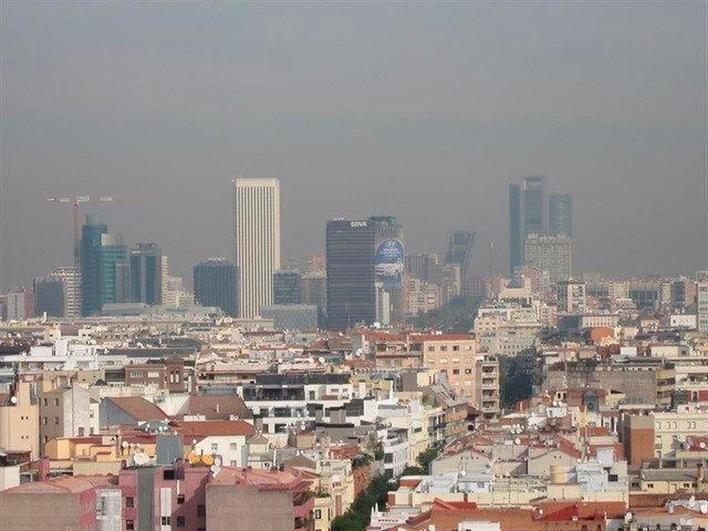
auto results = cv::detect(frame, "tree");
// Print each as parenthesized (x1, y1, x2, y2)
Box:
(331, 475, 395, 531)
(409, 296, 482, 332)
(499, 348, 539, 409)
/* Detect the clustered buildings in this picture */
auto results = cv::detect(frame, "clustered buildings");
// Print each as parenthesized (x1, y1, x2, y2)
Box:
(0, 175, 706, 531)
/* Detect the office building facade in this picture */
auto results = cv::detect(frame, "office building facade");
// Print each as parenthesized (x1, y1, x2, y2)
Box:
(260, 304, 318, 331)
(99, 234, 128, 308)
(405, 252, 439, 284)
(370, 215, 405, 323)
(510, 176, 574, 276)
(509, 182, 522, 275)
(5, 288, 32, 321)
(193, 258, 238, 317)
(326, 219, 376, 330)
(233, 178, 281, 318)
(53, 267, 80, 318)
(33, 274, 65, 317)
(522, 175, 546, 236)
(129, 243, 164, 305)
(523, 233, 572, 283)
(273, 269, 302, 305)
(301, 271, 327, 327)
(549, 193, 573, 236)
(445, 231, 475, 282)
(80, 215, 108, 316)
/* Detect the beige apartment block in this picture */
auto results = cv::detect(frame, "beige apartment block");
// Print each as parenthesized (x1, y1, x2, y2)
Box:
(0, 380, 40, 459)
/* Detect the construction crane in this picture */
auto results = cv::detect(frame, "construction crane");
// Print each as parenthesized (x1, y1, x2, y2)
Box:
(46, 195, 114, 311)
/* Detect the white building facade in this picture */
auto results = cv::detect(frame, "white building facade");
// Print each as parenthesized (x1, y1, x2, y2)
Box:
(234, 178, 281, 318)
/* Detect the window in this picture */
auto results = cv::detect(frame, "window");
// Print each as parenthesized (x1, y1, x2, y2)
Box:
(126, 521, 135, 530)
(452, 369, 460, 375)
(163, 469, 175, 480)
(54, 417, 60, 425)
(125, 497, 134, 508)
(211, 443, 218, 451)
(453, 345, 459, 351)
(315, 509, 322, 519)
(229, 442, 239, 451)
(440, 346, 447, 351)
(197, 505, 206, 517)
(161, 517, 171, 525)
(176, 516, 185, 527)
(177, 494, 184, 504)
(54, 398, 59, 406)
(43, 398, 48, 406)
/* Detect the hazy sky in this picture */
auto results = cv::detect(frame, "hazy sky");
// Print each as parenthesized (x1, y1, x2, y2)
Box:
(1, 2, 706, 290)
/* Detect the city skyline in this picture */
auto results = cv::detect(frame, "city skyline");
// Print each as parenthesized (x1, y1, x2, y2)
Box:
(0, 5, 707, 529)
(1, 3, 706, 291)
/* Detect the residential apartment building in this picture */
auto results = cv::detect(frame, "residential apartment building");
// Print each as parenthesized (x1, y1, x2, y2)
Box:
(0, 379, 40, 459)
(544, 358, 675, 408)
(38, 376, 93, 449)
(418, 334, 478, 403)
(653, 406, 708, 457)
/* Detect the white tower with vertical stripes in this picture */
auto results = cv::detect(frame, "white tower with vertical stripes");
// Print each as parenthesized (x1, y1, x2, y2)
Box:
(233, 177, 281, 318)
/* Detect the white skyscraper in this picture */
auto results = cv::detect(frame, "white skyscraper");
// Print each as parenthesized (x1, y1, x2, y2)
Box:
(233, 177, 281, 318)
(54, 267, 81, 318)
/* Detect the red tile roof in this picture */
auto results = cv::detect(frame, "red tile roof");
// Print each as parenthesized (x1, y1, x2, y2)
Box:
(105, 396, 168, 421)
(1, 474, 117, 494)
(182, 394, 252, 420)
(210, 466, 312, 492)
(537, 500, 626, 520)
(173, 420, 255, 441)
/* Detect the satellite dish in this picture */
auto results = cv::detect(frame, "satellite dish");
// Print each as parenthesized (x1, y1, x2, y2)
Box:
(318, 357, 326, 364)
(121, 441, 129, 448)
(133, 453, 149, 466)
(700, 442, 706, 449)
(9, 396, 17, 405)
(213, 455, 223, 467)
(515, 438, 521, 446)
(210, 464, 221, 476)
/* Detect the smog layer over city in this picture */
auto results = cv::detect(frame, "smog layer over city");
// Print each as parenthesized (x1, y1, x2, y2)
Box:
(0, 3, 706, 531)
